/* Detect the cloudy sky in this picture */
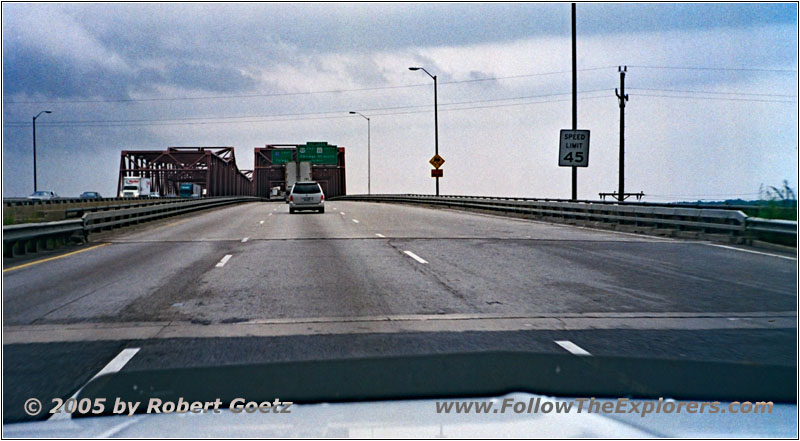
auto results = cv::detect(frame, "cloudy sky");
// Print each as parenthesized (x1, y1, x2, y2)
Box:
(2, 2, 797, 200)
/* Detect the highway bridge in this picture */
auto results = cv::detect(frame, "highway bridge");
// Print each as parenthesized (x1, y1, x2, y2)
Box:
(3, 200, 797, 423)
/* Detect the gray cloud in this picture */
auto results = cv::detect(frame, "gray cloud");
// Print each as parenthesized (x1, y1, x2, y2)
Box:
(1, 3, 796, 198)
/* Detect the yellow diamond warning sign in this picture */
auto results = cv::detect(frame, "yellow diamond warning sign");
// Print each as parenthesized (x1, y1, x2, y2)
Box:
(429, 154, 445, 169)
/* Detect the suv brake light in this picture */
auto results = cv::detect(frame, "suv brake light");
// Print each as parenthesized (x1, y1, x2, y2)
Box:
(289, 195, 293, 201)
(320, 194, 324, 201)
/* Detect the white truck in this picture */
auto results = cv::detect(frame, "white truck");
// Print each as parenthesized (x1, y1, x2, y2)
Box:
(284, 161, 313, 202)
(120, 177, 152, 198)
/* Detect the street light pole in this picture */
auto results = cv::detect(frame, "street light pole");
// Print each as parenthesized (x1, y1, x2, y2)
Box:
(349, 111, 371, 195)
(32, 110, 52, 193)
(409, 66, 439, 196)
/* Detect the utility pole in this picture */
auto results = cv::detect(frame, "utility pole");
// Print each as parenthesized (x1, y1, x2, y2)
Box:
(615, 66, 629, 201)
(571, 3, 578, 201)
(600, 67, 643, 202)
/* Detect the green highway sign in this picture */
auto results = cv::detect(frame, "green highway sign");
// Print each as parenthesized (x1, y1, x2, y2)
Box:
(297, 143, 338, 165)
(272, 149, 293, 164)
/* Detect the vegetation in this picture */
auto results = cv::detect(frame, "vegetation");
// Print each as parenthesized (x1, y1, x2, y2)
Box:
(677, 181, 797, 221)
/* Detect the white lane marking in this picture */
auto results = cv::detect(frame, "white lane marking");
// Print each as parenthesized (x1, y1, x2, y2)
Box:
(404, 250, 428, 264)
(215, 254, 233, 267)
(273, 208, 277, 211)
(259, 220, 265, 224)
(375, 233, 385, 238)
(340, 212, 345, 215)
(555, 340, 592, 356)
(268, 213, 273, 217)
(352, 219, 360, 223)
(241, 237, 249, 243)
(49, 348, 140, 420)
(704, 243, 797, 261)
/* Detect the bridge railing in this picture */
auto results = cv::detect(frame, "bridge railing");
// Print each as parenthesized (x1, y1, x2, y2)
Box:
(3, 197, 263, 258)
(332, 194, 796, 243)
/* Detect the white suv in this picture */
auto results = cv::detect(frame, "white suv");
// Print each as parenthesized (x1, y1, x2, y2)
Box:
(288, 181, 324, 214)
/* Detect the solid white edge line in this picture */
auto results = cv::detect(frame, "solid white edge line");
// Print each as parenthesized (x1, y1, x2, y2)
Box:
(215, 254, 233, 267)
(352, 219, 360, 223)
(404, 250, 428, 264)
(375, 233, 385, 238)
(555, 340, 592, 356)
(704, 243, 797, 261)
(49, 348, 141, 420)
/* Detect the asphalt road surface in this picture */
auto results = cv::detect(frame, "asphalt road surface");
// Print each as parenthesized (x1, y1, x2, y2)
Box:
(3, 201, 797, 423)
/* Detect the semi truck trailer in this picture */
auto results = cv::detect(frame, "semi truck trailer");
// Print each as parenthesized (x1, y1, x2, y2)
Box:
(120, 177, 152, 198)
(179, 183, 202, 198)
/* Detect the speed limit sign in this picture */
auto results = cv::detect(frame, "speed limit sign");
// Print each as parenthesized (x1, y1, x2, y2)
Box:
(558, 129, 590, 167)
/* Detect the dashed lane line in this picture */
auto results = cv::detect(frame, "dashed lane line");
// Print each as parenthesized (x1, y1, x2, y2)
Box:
(403, 250, 428, 264)
(555, 340, 592, 356)
(215, 254, 233, 267)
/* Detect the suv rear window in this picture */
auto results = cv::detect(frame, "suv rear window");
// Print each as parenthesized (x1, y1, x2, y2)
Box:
(293, 183, 321, 194)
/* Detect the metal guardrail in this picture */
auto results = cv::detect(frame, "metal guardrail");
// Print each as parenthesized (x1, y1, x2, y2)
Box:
(333, 194, 747, 233)
(83, 197, 256, 232)
(3, 197, 262, 258)
(3, 196, 159, 207)
(332, 195, 797, 241)
(65, 198, 208, 219)
(3, 219, 83, 243)
(395, 193, 795, 212)
(746, 217, 798, 236)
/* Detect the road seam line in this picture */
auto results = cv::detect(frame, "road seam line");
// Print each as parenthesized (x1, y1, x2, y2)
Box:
(215, 254, 233, 267)
(404, 250, 428, 264)
(555, 340, 592, 356)
(49, 348, 140, 421)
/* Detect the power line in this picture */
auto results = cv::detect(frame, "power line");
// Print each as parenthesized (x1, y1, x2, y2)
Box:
(2, 94, 611, 128)
(4, 66, 618, 105)
(628, 87, 797, 98)
(627, 65, 797, 74)
(3, 89, 613, 127)
(632, 93, 796, 104)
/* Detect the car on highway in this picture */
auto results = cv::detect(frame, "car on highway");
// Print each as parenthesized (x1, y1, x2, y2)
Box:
(288, 181, 324, 213)
(149, 192, 161, 198)
(79, 191, 102, 199)
(26, 191, 58, 200)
